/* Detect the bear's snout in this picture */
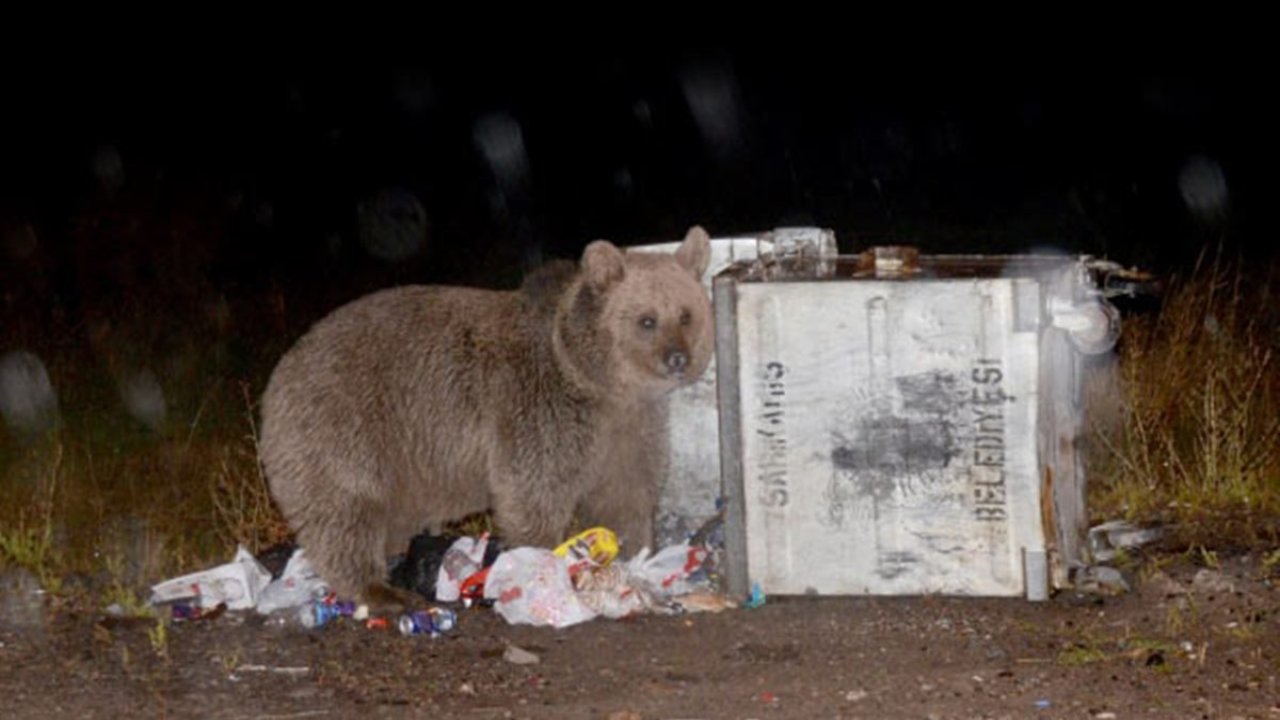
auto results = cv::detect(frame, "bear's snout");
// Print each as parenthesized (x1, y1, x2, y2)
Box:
(664, 348, 689, 374)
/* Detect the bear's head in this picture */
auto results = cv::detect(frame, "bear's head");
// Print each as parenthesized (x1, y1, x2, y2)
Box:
(557, 226, 714, 399)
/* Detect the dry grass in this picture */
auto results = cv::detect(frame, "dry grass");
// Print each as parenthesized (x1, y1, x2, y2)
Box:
(209, 382, 292, 555)
(1088, 247, 1280, 549)
(0, 440, 63, 592)
(1, 291, 295, 606)
(0, 395, 288, 605)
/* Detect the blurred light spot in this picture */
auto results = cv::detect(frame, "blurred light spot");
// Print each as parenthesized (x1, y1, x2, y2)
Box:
(473, 112, 530, 189)
(120, 369, 166, 431)
(632, 99, 653, 129)
(1203, 313, 1219, 336)
(614, 167, 634, 195)
(93, 144, 125, 194)
(679, 60, 746, 160)
(357, 187, 428, 262)
(0, 351, 58, 435)
(1178, 154, 1229, 222)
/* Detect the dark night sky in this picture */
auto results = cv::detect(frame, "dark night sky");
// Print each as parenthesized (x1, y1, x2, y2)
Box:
(1, 46, 1270, 311)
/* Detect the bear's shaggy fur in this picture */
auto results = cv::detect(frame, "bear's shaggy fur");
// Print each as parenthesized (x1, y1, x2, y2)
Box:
(259, 226, 714, 605)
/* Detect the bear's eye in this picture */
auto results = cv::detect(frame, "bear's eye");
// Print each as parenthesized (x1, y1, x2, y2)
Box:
(679, 309, 692, 326)
(638, 315, 657, 330)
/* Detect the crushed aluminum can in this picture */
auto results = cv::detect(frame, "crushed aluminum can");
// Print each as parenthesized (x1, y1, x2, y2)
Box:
(397, 607, 457, 637)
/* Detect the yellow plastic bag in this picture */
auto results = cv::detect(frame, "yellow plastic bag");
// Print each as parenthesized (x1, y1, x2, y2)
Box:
(553, 527, 619, 568)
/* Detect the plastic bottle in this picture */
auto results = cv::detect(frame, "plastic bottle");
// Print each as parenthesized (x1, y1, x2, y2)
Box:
(298, 598, 357, 629)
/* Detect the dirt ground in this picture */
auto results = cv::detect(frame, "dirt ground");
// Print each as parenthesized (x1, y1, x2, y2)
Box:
(2, 551, 1276, 720)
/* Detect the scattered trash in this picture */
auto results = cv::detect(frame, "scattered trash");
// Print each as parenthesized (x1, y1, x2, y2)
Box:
(672, 590, 736, 613)
(149, 546, 271, 611)
(390, 531, 504, 601)
(553, 526, 619, 574)
(573, 564, 656, 619)
(478, 531, 729, 627)
(256, 549, 328, 615)
(388, 533, 454, 600)
(623, 541, 710, 598)
(845, 689, 869, 702)
(298, 598, 359, 629)
(484, 547, 597, 628)
(1191, 568, 1236, 595)
(398, 607, 457, 637)
(1089, 520, 1163, 562)
(744, 582, 766, 609)
(459, 566, 491, 606)
(572, 540, 716, 619)
(1073, 565, 1131, 595)
(149, 527, 730, 635)
(1034, 698, 1052, 710)
(502, 643, 541, 665)
(235, 664, 310, 677)
(435, 534, 492, 602)
(253, 542, 299, 579)
(172, 602, 227, 622)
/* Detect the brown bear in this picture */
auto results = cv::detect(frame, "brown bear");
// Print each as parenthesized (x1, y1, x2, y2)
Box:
(259, 226, 714, 608)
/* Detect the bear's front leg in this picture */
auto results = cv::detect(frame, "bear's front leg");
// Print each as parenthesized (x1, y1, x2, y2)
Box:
(577, 456, 661, 557)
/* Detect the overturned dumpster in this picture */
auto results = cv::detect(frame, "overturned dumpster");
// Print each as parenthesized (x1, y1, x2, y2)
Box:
(707, 244, 1123, 601)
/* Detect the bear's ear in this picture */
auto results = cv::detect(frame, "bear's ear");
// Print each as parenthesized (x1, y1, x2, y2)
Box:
(674, 225, 711, 279)
(582, 240, 627, 290)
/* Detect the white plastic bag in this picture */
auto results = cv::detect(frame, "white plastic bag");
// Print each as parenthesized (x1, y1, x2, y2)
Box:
(624, 542, 710, 598)
(149, 546, 272, 610)
(483, 547, 597, 628)
(573, 564, 656, 618)
(435, 534, 489, 603)
(572, 542, 713, 618)
(256, 549, 329, 614)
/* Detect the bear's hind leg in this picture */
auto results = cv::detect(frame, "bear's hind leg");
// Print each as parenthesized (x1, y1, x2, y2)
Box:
(293, 492, 425, 612)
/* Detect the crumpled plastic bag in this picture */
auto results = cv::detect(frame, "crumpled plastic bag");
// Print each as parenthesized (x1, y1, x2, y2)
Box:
(255, 548, 329, 614)
(624, 541, 710, 597)
(574, 541, 714, 619)
(435, 533, 490, 603)
(573, 563, 658, 618)
(483, 547, 597, 628)
(149, 546, 272, 611)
